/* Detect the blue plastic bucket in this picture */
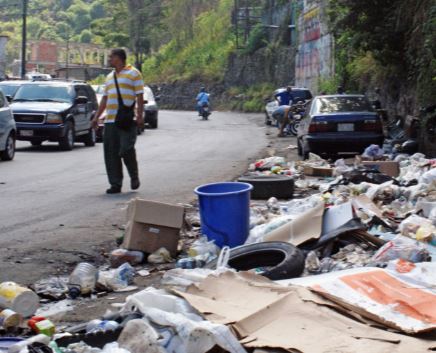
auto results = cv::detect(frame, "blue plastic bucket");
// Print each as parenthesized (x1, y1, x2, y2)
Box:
(195, 182, 253, 248)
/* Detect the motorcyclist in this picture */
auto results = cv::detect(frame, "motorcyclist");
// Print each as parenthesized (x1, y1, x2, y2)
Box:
(196, 87, 210, 116)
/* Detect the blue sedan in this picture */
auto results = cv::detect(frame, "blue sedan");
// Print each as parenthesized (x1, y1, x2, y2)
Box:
(297, 95, 384, 159)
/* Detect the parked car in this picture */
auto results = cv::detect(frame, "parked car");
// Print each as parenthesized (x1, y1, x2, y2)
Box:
(92, 85, 106, 142)
(11, 81, 98, 150)
(265, 87, 312, 125)
(297, 95, 384, 159)
(0, 89, 16, 161)
(143, 86, 159, 129)
(0, 80, 27, 100)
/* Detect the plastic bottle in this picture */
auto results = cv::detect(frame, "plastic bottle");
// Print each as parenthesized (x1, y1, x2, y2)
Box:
(86, 319, 119, 333)
(68, 263, 98, 298)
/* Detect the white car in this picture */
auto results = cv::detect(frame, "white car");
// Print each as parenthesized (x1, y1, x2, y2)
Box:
(0, 89, 16, 161)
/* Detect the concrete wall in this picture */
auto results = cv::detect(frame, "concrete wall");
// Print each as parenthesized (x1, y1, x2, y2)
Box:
(0, 36, 8, 80)
(295, 0, 334, 93)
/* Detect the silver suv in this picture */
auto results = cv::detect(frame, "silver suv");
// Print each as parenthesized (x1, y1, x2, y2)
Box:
(0, 89, 16, 161)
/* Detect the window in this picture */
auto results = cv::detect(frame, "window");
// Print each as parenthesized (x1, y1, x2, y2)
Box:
(0, 85, 20, 97)
(314, 96, 373, 114)
(14, 84, 74, 103)
(75, 86, 88, 99)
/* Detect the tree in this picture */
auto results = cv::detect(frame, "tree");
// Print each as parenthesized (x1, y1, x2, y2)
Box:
(79, 29, 93, 43)
(90, 1, 105, 19)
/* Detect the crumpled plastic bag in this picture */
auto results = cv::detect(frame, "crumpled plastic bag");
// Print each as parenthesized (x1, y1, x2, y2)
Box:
(362, 144, 384, 159)
(98, 263, 135, 292)
(372, 236, 430, 263)
(254, 156, 285, 170)
(148, 247, 173, 264)
(419, 168, 436, 184)
(334, 159, 353, 176)
(188, 237, 219, 258)
(398, 214, 435, 240)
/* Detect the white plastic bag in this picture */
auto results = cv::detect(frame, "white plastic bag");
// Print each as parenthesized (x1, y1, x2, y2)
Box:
(372, 236, 429, 263)
(122, 287, 202, 322)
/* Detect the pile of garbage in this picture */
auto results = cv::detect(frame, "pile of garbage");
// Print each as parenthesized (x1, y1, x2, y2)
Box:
(1, 145, 436, 353)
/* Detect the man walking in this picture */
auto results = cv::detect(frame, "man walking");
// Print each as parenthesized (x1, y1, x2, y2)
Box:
(92, 49, 144, 194)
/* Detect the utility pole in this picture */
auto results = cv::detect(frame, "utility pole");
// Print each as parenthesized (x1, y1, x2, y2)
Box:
(20, 0, 27, 78)
(66, 39, 69, 80)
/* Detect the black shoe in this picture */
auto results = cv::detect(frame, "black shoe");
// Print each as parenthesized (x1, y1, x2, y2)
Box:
(131, 178, 140, 190)
(106, 186, 121, 194)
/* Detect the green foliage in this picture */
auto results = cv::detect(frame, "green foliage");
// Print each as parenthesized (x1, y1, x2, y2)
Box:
(142, 0, 235, 83)
(242, 24, 268, 55)
(329, 0, 436, 107)
(79, 30, 93, 44)
(89, 74, 106, 85)
(227, 83, 275, 112)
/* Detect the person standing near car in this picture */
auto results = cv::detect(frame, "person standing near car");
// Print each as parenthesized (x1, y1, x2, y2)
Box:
(272, 105, 292, 137)
(275, 86, 294, 106)
(92, 49, 144, 194)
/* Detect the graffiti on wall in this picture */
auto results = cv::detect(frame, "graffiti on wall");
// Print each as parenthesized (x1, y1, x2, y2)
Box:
(295, 2, 333, 92)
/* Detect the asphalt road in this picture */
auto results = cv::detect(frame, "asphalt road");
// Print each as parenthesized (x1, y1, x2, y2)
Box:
(0, 110, 267, 284)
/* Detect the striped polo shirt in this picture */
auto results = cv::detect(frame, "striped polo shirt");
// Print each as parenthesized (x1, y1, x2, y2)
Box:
(103, 65, 144, 123)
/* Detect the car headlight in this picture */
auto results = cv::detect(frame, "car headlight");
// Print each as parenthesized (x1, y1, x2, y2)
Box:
(46, 113, 63, 124)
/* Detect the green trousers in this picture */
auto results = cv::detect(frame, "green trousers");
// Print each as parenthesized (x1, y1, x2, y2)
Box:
(103, 123, 138, 188)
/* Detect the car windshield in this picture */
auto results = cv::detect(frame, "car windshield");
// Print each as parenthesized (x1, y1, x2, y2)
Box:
(0, 85, 20, 97)
(314, 96, 373, 114)
(14, 84, 73, 103)
(293, 90, 312, 101)
(143, 87, 154, 102)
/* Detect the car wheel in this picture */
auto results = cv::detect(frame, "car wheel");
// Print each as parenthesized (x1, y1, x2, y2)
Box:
(238, 175, 294, 199)
(149, 116, 158, 129)
(289, 121, 299, 136)
(1, 132, 15, 161)
(31, 141, 42, 146)
(206, 242, 305, 280)
(265, 112, 272, 126)
(302, 139, 310, 160)
(83, 128, 96, 147)
(297, 138, 303, 156)
(59, 121, 75, 151)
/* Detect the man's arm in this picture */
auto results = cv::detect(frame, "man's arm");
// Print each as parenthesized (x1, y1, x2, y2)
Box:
(136, 94, 144, 127)
(92, 96, 107, 129)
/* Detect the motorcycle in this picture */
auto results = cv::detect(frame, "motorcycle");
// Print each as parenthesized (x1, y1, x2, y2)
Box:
(285, 101, 307, 136)
(199, 102, 211, 120)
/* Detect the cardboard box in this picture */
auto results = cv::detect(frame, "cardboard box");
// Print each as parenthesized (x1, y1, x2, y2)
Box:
(303, 166, 334, 177)
(122, 199, 185, 256)
(361, 160, 400, 177)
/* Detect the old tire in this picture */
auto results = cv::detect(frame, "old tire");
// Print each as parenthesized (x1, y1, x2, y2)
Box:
(238, 175, 294, 199)
(206, 242, 305, 280)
